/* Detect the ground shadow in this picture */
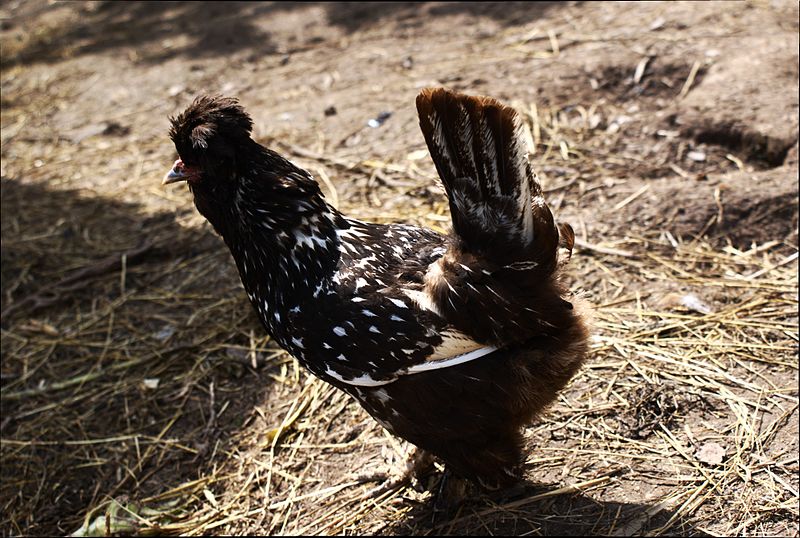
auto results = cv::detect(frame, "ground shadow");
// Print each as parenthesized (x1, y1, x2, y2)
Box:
(318, 2, 563, 32)
(3, 1, 564, 68)
(385, 477, 707, 535)
(1, 177, 217, 317)
(0, 177, 281, 535)
(1, 178, 701, 537)
(2, 2, 277, 67)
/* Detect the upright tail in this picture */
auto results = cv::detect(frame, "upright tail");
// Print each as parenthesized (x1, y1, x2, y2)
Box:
(416, 88, 567, 272)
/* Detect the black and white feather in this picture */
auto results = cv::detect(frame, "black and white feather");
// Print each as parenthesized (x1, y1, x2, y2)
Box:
(165, 89, 589, 486)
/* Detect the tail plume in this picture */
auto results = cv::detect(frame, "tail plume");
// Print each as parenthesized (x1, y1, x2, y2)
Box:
(416, 87, 559, 269)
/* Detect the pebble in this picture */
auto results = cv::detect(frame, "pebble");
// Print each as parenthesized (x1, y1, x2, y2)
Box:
(687, 150, 706, 162)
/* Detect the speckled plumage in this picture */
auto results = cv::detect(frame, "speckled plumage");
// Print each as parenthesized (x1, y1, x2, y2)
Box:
(165, 89, 590, 486)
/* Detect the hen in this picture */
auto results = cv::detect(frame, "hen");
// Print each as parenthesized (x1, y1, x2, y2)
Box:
(164, 88, 590, 489)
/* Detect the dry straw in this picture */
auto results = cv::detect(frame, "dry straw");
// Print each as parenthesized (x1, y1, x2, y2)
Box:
(2, 63, 797, 536)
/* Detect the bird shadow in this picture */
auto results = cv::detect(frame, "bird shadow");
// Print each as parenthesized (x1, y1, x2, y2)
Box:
(383, 477, 707, 536)
(0, 177, 283, 535)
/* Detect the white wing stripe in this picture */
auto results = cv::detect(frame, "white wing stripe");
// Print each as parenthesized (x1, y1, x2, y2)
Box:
(325, 367, 395, 387)
(405, 345, 498, 374)
(325, 345, 498, 387)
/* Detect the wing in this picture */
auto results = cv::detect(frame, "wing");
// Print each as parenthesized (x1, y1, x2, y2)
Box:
(278, 219, 498, 387)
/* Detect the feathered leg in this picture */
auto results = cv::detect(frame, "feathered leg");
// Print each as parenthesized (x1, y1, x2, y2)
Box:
(357, 447, 435, 500)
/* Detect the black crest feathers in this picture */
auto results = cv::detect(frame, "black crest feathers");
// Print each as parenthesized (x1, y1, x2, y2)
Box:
(169, 95, 253, 154)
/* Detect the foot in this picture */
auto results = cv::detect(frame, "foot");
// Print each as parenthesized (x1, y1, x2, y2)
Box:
(432, 469, 470, 514)
(357, 447, 435, 500)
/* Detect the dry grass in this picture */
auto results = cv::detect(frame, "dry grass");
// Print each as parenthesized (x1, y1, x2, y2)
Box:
(2, 96, 797, 536)
(2, 2, 798, 535)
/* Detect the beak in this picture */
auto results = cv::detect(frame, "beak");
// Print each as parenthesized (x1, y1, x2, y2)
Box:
(163, 159, 188, 185)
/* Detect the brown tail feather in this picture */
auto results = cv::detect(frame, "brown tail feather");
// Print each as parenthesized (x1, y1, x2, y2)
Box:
(416, 87, 559, 269)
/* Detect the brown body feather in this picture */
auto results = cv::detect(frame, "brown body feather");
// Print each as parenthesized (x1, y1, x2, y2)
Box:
(356, 303, 590, 485)
(353, 89, 590, 484)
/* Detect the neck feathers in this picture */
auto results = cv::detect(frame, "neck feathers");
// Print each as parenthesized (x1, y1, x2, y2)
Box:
(210, 162, 347, 330)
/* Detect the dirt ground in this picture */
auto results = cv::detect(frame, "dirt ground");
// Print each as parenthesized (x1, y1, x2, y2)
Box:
(1, 1, 798, 536)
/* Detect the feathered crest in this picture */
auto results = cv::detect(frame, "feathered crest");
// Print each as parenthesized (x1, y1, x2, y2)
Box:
(168, 95, 253, 154)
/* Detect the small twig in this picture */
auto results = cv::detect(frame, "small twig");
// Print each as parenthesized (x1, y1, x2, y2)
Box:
(313, 166, 339, 209)
(119, 253, 127, 295)
(633, 56, 652, 85)
(713, 186, 724, 225)
(543, 177, 577, 193)
(741, 252, 799, 280)
(574, 238, 634, 258)
(613, 184, 650, 211)
(679, 60, 702, 99)
(204, 381, 216, 434)
(669, 163, 691, 178)
(547, 29, 560, 56)
(725, 153, 745, 171)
